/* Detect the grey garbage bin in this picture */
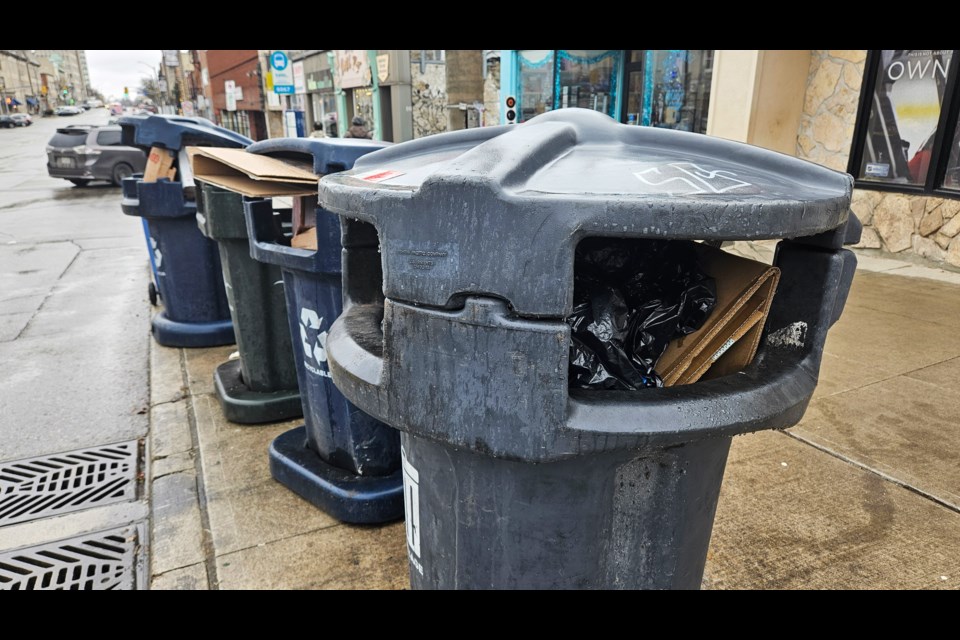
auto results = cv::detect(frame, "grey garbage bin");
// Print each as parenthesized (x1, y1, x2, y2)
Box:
(319, 108, 861, 589)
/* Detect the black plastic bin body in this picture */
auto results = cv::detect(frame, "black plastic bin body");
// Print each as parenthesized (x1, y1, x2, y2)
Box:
(119, 114, 251, 347)
(319, 109, 862, 589)
(196, 181, 302, 424)
(243, 138, 405, 524)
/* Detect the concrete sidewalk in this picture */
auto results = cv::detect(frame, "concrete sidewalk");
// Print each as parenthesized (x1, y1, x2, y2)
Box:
(147, 246, 960, 590)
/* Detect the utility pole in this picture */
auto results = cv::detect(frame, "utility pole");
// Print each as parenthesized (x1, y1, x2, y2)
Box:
(23, 51, 37, 113)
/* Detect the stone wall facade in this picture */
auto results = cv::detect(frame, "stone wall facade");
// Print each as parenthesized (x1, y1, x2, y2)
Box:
(410, 58, 448, 139)
(796, 49, 960, 269)
(483, 57, 500, 127)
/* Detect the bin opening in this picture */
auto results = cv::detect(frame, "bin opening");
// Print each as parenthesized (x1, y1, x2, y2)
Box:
(567, 237, 780, 391)
(343, 217, 384, 290)
(247, 196, 295, 245)
(342, 219, 385, 358)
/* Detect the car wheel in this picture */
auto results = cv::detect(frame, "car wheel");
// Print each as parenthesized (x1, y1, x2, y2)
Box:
(112, 162, 134, 186)
(68, 179, 91, 187)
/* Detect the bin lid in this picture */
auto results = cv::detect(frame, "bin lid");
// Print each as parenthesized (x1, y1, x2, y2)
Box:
(248, 137, 391, 176)
(119, 114, 252, 152)
(319, 108, 854, 317)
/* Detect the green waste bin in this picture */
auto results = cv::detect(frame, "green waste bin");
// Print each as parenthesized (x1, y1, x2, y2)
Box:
(196, 181, 302, 424)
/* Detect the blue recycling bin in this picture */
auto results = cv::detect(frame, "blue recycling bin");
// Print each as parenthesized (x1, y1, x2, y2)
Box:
(243, 137, 404, 524)
(119, 114, 252, 347)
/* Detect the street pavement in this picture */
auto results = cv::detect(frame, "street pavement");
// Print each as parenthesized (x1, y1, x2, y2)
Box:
(0, 109, 151, 588)
(1, 111, 959, 589)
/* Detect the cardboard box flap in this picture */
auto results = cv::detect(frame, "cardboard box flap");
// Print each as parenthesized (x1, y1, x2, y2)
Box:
(656, 244, 780, 386)
(187, 146, 319, 197)
(195, 174, 319, 198)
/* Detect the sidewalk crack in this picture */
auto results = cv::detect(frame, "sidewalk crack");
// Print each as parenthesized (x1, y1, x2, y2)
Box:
(13, 240, 84, 341)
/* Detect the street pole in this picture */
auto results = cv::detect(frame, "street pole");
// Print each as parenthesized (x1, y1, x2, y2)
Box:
(23, 51, 37, 114)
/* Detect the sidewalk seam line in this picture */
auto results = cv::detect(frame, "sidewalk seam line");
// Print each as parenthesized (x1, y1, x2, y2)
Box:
(815, 352, 960, 399)
(180, 349, 221, 590)
(216, 522, 344, 558)
(780, 430, 960, 515)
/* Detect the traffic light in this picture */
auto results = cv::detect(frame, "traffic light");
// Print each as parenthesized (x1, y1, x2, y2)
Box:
(123, 86, 129, 96)
(504, 95, 517, 125)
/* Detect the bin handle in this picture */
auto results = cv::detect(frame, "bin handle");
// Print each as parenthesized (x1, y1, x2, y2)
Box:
(244, 196, 320, 271)
(327, 303, 386, 389)
(564, 351, 819, 441)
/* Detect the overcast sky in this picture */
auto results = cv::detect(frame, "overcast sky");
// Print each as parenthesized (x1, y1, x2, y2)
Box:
(86, 50, 163, 100)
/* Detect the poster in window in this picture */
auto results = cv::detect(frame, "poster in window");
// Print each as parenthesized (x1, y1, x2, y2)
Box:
(858, 50, 953, 185)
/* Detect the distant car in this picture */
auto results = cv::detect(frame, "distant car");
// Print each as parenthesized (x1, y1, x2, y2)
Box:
(11, 114, 32, 127)
(0, 115, 15, 129)
(109, 103, 123, 116)
(85, 99, 104, 109)
(46, 125, 147, 187)
(55, 106, 83, 116)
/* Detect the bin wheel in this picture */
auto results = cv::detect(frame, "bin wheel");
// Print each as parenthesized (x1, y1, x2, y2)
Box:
(148, 282, 159, 306)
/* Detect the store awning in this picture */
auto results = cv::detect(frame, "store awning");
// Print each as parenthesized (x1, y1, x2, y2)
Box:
(6, 97, 22, 106)
(26, 97, 39, 106)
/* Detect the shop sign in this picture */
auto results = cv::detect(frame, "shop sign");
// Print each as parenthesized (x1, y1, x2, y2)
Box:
(336, 50, 371, 89)
(377, 54, 390, 83)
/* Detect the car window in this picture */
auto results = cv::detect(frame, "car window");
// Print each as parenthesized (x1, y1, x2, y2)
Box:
(48, 131, 89, 148)
(96, 130, 123, 146)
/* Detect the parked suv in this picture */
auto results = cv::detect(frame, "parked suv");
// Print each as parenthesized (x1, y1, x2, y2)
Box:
(46, 125, 147, 187)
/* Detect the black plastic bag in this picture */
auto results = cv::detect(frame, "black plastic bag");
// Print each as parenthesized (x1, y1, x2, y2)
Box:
(567, 238, 717, 390)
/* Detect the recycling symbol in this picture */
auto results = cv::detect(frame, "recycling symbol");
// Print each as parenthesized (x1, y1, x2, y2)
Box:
(300, 308, 328, 364)
(150, 237, 163, 269)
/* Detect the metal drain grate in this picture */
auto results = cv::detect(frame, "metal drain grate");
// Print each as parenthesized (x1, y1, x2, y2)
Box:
(0, 524, 143, 590)
(0, 441, 139, 526)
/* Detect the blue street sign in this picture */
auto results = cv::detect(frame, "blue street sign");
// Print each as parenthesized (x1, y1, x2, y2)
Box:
(271, 51, 289, 71)
(271, 50, 294, 95)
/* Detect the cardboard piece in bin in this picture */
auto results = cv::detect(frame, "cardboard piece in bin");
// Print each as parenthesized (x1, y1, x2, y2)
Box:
(143, 146, 175, 183)
(186, 146, 318, 197)
(656, 244, 780, 387)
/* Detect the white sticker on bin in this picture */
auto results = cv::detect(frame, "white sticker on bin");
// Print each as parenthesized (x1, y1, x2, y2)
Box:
(401, 447, 423, 575)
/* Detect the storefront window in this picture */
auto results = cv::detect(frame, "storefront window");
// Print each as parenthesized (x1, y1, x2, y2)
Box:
(514, 50, 712, 130)
(630, 50, 712, 133)
(518, 50, 554, 122)
(855, 50, 954, 186)
(557, 51, 618, 117)
(944, 118, 960, 191)
(850, 49, 960, 198)
(352, 87, 374, 132)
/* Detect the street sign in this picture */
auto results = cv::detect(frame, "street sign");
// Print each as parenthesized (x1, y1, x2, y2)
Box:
(271, 51, 294, 95)
(293, 61, 306, 95)
(225, 80, 236, 112)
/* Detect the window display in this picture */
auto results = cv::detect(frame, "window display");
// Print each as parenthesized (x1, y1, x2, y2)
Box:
(636, 50, 712, 133)
(855, 50, 954, 186)
(556, 50, 619, 118)
(518, 50, 554, 122)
